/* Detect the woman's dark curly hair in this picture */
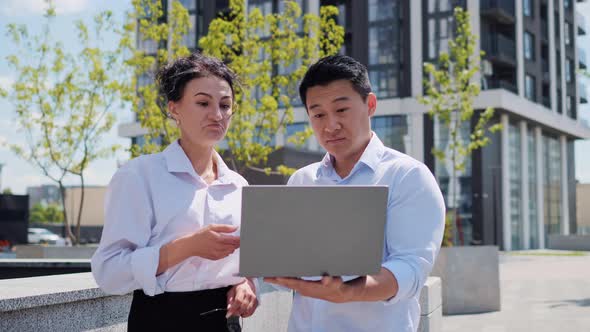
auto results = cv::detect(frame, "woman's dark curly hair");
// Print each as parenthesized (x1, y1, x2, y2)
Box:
(155, 53, 238, 112)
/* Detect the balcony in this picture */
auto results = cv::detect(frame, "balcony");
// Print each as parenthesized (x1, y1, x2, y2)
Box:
(580, 48, 588, 69)
(480, 0, 515, 24)
(486, 78, 518, 93)
(581, 82, 588, 103)
(577, 12, 587, 35)
(482, 33, 517, 67)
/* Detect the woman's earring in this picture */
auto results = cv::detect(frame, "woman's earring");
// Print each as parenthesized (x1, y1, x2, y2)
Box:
(175, 117, 180, 126)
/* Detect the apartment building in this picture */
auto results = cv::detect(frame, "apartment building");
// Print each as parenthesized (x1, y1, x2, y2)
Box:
(119, 0, 590, 250)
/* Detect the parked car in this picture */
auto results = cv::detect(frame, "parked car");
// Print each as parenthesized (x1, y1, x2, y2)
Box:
(27, 228, 66, 245)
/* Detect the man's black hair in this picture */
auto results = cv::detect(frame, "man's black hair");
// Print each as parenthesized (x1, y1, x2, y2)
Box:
(298, 55, 372, 108)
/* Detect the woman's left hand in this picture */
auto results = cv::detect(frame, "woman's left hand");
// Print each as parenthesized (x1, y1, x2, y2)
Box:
(226, 278, 258, 318)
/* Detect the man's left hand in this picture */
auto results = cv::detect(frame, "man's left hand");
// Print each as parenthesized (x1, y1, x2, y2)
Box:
(264, 276, 354, 303)
(227, 278, 258, 318)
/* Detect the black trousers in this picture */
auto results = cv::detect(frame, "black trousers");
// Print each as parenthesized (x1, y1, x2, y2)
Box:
(128, 286, 241, 332)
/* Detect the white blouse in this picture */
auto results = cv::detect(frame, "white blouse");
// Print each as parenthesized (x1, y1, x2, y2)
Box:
(91, 140, 248, 296)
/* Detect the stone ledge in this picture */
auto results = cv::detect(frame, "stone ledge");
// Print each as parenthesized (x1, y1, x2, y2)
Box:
(0, 273, 442, 332)
(0, 272, 101, 312)
(548, 235, 590, 251)
(420, 276, 442, 315)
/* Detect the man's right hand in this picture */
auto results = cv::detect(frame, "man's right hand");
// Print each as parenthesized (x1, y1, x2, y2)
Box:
(190, 224, 240, 260)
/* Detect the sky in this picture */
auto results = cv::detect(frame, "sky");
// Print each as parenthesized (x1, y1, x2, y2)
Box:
(0, 0, 589, 194)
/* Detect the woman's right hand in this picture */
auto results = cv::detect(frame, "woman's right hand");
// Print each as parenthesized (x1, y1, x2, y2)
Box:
(190, 224, 240, 260)
(157, 224, 240, 275)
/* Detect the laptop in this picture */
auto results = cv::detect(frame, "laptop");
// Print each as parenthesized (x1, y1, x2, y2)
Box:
(238, 185, 388, 278)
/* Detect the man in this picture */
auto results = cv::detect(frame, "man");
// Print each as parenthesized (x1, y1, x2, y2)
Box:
(265, 55, 445, 332)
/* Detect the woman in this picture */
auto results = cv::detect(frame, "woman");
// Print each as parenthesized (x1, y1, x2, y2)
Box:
(91, 53, 257, 331)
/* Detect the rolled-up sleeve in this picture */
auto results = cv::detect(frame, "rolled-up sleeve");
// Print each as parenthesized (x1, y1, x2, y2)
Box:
(91, 169, 163, 296)
(381, 163, 445, 305)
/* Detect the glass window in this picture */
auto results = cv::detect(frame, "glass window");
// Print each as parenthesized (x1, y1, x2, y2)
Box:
(371, 115, 408, 153)
(427, 15, 453, 60)
(433, 119, 473, 245)
(566, 95, 573, 117)
(524, 32, 535, 60)
(527, 128, 538, 249)
(565, 58, 572, 82)
(368, 0, 402, 98)
(565, 22, 571, 45)
(428, 0, 452, 13)
(564, 0, 571, 9)
(523, 0, 532, 17)
(369, 0, 398, 21)
(369, 25, 398, 65)
(369, 68, 399, 98)
(543, 135, 562, 243)
(509, 123, 523, 250)
(525, 74, 536, 101)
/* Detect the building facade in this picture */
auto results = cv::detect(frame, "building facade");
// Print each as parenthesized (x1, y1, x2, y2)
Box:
(119, 0, 590, 250)
(26, 185, 61, 209)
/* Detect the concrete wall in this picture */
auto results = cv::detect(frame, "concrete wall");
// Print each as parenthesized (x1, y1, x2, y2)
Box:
(64, 186, 107, 227)
(0, 273, 442, 332)
(547, 234, 590, 251)
(577, 183, 590, 235)
(431, 246, 501, 315)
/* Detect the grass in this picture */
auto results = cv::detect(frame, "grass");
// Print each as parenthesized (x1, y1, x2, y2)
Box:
(506, 251, 587, 257)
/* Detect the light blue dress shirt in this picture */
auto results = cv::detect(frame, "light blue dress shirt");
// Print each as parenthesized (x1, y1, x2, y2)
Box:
(91, 140, 248, 296)
(285, 133, 445, 332)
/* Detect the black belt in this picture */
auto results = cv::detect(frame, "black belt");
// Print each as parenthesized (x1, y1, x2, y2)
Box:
(128, 286, 241, 332)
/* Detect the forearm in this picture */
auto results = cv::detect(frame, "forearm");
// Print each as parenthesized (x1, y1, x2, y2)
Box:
(156, 237, 192, 275)
(346, 267, 398, 302)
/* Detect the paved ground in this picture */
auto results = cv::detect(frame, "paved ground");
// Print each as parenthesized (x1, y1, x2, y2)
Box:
(442, 251, 590, 332)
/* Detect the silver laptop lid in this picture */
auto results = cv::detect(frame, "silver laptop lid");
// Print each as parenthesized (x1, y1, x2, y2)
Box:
(239, 185, 388, 278)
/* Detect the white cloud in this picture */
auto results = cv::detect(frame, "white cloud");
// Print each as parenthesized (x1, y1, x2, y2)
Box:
(0, 0, 91, 16)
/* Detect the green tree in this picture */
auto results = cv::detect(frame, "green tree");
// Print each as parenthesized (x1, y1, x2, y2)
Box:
(126, 0, 344, 175)
(123, 0, 191, 157)
(1, 188, 12, 195)
(419, 7, 502, 246)
(29, 204, 45, 223)
(29, 203, 64, 223)
(0, 2, 126, 244)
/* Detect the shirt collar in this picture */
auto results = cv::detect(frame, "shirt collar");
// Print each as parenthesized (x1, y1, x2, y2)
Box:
(163, 139, 236, 186)
(318, 132, 385, 178)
